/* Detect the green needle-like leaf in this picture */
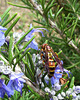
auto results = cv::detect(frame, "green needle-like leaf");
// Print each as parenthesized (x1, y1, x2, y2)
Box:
(1, 75, 9, 80)
(14, 45, 34, 80)
(49, 41, 65, 46)
(21, 0, 34, 8)
(65, 13, 71, 25)
(25, 66, 31, 79)
(2, 13, 17, 27)
(42, 0, 46, 10)
(45, 0, 55, 10)
(64, 23, 75, 32)
(1, 13, 9, 26)
(27, 52, 35, 74)
(0, 52, 9, 63)
(56, 81, 69, 95)
(50, 41, 65, 45)
(57, 50, 62, 55)
(1, 7, 11, 20)
(21, 35, 36, 50)
(8, 2, 31, 9)
(40, 0, 46, 10)
(67, 61, 80, 69)
(56, 7, 63, 18)
(27, 85, 40, 98)
(11, 49, 24, 63)
(33, 20, 47, 26)
(13, 48, 31, 70)
(45, 3, 57, 14)
(44, 40, 48, 44)
(5, 16, 20, 37)
(25, 62, 34, 81)
(71, 18, 78, 38)
(69, 77, 75, 88)
(8, 32, 13, 64)
(16, 27, 33, 46)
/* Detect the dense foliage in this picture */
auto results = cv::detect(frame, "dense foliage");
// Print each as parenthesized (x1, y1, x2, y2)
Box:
(0, 0, 80, 100)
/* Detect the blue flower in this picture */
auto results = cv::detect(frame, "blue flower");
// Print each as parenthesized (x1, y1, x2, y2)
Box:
(0, 26, 7, 31)
(0, 26, 7, 47)
(0, 17, 1, 22)
(74, 86, 80, 94)
(72, 92, 77, 99)
(7, 72, 25, 95)
(53, 83, 61, 91)
(27, 23, 48, 37)
(0, 79, 14, 98)
(24, 24, 48, 50)
(57, 93, 64, 99)
(51, 65, 71, 85)
(51, 69, 62, 85)
(63, 68, 71, 78)
(50, 98, 53, 100)
(26, 35, 39, 50)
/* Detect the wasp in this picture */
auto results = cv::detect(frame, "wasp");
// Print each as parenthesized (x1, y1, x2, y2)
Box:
(40, 44, 63, 78)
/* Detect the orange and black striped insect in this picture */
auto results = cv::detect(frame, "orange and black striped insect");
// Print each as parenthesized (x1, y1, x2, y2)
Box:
(40, 44, 63, 78)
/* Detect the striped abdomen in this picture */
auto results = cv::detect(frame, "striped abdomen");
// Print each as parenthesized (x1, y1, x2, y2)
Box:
(48, 58, 55, 78)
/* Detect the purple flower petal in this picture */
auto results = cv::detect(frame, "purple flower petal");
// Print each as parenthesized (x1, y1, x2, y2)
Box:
(53, 83, 61, 91)
(55, 60, 63, 73)
(50, 98, 53, 100)
(7, 72, 25, 95)
(74, 86, 80, 94)
(45, 80, 49, 85)
(63, 69, 70, 77)
(55, 60, 71, 77)
(51, 72, 62, 85)
(25, 35, 33, 42)
(0, 17, 1, 22)
(9, 72, 24, 80)
(0, 26, 7, 31)
(29, 23, 48, 37)
(27, 39, 38, 50)
(34, 29, 45, 37)
(0, 26, 7, 47)
(72, 92, 77, 99)
(55, 66, 61, 73)
(0, 31, 5, 47)
(21, 24, 48, 50)
(0, 79, 14, 98)
(27, 29, 45, 37)
(27, 23, 48, 37)
(37, 28, 49, 32)
(29, 23, 33, 29)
